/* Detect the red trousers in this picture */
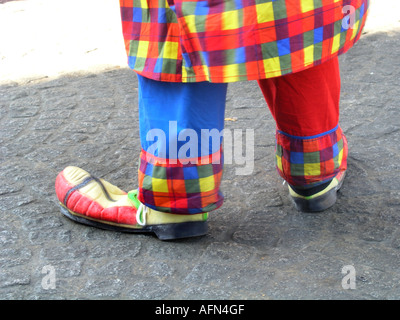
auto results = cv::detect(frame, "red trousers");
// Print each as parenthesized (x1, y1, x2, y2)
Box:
(258, 57, 347, 188)
(258, 57, 341, 137)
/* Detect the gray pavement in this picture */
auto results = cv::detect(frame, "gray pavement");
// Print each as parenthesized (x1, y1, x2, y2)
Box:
(1, 0, 400, 300)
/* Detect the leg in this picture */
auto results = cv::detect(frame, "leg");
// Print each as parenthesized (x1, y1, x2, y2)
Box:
(137, 74, 228, 214)
(258, 57, 347, 212)
(55, 75, 228, 239)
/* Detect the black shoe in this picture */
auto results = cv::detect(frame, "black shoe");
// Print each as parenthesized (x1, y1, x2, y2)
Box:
(288, 171, 346, 212)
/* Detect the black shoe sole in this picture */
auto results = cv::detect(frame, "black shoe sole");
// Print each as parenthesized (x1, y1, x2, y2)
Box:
(59, 203, 208, 240)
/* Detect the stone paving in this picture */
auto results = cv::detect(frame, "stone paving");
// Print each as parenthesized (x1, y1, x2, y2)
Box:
(0, 0, 400, 300)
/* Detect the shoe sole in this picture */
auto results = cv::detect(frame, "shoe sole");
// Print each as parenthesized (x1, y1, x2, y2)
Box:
(290, 172, 346, 213)
(59, 203, 208, 241)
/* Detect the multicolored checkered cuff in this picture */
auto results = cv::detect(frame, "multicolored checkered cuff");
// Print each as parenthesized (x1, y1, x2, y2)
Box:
(137, 148, 224, 214)
(275, 125, 348, 187)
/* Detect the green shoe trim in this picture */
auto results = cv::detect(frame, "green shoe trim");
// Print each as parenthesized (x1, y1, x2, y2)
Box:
(127, 189, 141, 208)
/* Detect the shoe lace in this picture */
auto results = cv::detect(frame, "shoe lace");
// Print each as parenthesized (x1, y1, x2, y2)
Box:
(128, 189, 149, 226)
(135, 200, 148, 227)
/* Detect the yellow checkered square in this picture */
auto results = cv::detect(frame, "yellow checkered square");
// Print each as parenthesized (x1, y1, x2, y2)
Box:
(140, 0, 148, 9)
(263, 57, 281, 77)
(137, 40, 149, 58)
(351, 21, 360, 40)
(162, 41, 179, 59)
(304, 163, 321, 176)
(222, 10, 239, 30)
(338, 148, 344, 167)
(199, 175, 215, 193)
(300, 0, 314, 13)
(184, 15, 197, 33)
(223, 64, 239, 79)
(255, 2, 274, 24)
(276, 155, 283, 172)
(304, 45, 314, 66)
(331, 33, 341, 54)
(152, 177, 169, 193)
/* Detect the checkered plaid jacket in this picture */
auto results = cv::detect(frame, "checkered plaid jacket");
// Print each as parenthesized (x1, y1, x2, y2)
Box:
(120, 0, 369, 83)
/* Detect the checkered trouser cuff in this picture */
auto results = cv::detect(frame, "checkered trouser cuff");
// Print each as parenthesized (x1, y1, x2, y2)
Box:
(275, 125, 348, 187)
(137, 148, 224, 214)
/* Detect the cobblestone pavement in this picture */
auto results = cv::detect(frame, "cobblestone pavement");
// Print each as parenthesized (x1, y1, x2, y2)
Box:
(1, 0, 400, 300)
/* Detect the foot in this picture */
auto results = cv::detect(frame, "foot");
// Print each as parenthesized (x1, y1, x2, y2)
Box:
(55, 166, 208, 240)
(288, 171, 346, 212)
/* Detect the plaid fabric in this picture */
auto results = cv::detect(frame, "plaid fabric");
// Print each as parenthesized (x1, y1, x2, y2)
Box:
(137, 147, 224, 214)
(275, 125, 348, 187)
(120, 0, 369, 83)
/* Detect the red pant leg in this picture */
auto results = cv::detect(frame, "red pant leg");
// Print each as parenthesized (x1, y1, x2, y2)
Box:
(258, 57, 340, 137)
(258, 58, 347, 187)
